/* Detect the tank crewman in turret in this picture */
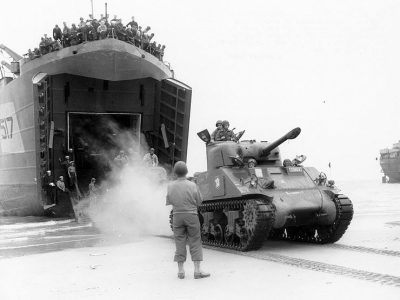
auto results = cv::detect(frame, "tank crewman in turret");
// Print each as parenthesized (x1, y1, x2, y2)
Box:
(210, 120, 223, 142)
(53, 25, 62, 43)
(143, 148, 159, 167)
(166, 161, 210, 279)
(62, 22, 71, 47)
(215, 120, 235, 141)
(97, 21, 108, 39)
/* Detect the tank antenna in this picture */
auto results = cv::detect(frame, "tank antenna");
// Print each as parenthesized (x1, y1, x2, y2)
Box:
(91, 0, 94, 17)
(105, 2, 108, 22)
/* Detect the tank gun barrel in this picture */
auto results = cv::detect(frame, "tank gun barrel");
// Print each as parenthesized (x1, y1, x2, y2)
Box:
(261, 127, 301, 156)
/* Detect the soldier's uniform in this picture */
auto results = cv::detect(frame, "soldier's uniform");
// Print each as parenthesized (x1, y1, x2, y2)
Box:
(53, 25, 62, 42)
(143, 148, 159, 167)
(166, 161, 209, 279)
(42, 171, 55, 205)
(160, 45, 165, 61)
(210, 120, 223, 142)
(215, 129, 234, 141)
(62, 23, 71, 47)
(97, 22, 108, 39)
(215, 120, 235, 141)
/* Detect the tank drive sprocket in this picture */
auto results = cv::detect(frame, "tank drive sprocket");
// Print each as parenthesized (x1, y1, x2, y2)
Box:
(199, 198, 275, 251)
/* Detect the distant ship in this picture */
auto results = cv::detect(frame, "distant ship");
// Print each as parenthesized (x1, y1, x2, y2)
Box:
(380, 141, 400, 183)
(0, 18, 192, 216)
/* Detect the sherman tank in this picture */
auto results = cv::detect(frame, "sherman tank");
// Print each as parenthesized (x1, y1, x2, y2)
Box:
(194, 127, 353, 251)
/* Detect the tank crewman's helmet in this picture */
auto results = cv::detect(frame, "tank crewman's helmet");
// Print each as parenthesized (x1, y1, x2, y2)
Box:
(216, 120, 223, 127)
(248, 158, 257, 168)
(222, 120, 230, 127)
(174, 161, 188, 177)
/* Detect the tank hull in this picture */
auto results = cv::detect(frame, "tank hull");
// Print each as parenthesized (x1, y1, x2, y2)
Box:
(196, 163, 353, 251)
(0, 39, 192, 216)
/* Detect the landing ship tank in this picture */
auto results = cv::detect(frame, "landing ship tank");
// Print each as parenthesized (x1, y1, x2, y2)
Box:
(195, 127, 353, 251)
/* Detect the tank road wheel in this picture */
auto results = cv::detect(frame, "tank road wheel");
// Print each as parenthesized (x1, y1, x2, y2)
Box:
(201, 223, 209, 242)
(214, 224, 224, 244)
(199, 198, 275, 251)
(224, 226, 234, 244)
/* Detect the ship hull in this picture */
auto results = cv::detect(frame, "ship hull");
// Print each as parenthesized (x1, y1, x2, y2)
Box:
(380, 157, 400, 183)
(0, 39, 192, 216)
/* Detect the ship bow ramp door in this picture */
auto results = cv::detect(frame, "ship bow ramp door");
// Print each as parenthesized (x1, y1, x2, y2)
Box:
(157, 78, 192, 165)
(67, 112, 141, 184)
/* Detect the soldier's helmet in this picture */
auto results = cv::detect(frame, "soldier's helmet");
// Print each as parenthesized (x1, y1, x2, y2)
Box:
(174, 161, 188, 177)
(216, 120, 223, 127)
(222, 120, 230, 127)
(248, 158, 257, 168)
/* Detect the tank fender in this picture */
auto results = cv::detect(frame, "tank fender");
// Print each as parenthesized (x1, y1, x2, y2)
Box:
(317, 190, 337, 225)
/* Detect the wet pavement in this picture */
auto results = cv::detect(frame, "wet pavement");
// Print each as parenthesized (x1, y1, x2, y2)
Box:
(0, 216, 102, 259)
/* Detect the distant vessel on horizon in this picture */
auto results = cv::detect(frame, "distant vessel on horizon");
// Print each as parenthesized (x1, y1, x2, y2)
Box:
(380, 141, 400, 183)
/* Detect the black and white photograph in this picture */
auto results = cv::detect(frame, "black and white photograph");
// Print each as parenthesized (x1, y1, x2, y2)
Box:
(0, 0, 399, 299)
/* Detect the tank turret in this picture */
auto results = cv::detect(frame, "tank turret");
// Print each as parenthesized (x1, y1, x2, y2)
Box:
(205, 127, 301, 170)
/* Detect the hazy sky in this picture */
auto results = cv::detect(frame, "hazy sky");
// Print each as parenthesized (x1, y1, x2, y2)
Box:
(1, 0, 399, 180)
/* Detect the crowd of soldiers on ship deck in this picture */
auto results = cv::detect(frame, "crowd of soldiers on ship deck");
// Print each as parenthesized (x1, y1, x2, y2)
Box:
(26, 15, 166, 61)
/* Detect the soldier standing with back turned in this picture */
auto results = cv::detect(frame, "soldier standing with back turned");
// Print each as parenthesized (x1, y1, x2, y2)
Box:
(166, 161, 210, 279)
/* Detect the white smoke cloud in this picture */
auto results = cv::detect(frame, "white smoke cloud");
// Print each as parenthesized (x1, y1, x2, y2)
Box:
(74, 118, 173, 238)
(87, 161, 171, 237)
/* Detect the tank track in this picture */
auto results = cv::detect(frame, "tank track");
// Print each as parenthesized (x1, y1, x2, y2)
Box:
(271, 193, 353, 244)
(199, 198, 275, 251)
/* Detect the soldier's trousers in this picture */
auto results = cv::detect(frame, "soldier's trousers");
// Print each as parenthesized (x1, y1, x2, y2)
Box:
(173, 213, 203, 262)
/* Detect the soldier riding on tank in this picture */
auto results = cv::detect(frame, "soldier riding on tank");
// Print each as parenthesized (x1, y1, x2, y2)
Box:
(215, 120, 235, 141)
(210, 120, 223, 142)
